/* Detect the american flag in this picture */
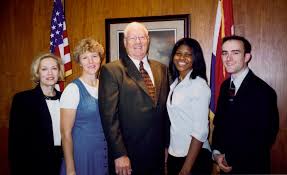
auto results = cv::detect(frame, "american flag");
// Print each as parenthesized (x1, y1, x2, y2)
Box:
(50, 0, 72, 91)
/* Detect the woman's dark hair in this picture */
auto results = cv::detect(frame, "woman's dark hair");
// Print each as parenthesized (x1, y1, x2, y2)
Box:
(169, 37, 207, 82)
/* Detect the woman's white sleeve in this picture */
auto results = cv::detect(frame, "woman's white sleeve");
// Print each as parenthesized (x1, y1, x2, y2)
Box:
(60, 83, 79, 109)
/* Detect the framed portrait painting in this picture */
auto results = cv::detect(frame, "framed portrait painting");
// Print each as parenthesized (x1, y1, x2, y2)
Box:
(105, 14, 190, 66)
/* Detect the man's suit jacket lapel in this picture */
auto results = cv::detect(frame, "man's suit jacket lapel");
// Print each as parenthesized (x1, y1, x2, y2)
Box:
(234, 70, 254, 99)
(121, 56, 160, 105)
(122, 56, 151, 96)
(150, 60, 161, 105)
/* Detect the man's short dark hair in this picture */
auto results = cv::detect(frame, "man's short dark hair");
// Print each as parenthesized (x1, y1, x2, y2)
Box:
(223, 35, 252, 54)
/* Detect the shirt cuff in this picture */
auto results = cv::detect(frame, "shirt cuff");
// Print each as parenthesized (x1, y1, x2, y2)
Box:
(212, 149, 222, 160)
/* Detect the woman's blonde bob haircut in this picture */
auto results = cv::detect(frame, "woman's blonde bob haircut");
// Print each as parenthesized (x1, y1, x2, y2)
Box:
(73, 38, 104, 63)
(31, 53, 64, 83)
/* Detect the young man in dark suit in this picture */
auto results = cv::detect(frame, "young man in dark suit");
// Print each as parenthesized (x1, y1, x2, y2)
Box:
(212, 35, 279, 174)
(99, 22, 169, 175)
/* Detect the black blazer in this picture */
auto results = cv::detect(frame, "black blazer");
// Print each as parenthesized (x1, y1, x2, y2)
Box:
(99, 56, 169, 174)
(9, 85, 62, 175)
(212, 70, 279, 173)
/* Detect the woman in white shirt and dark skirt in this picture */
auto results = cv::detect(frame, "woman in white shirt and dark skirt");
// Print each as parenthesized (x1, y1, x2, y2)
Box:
(9, 53, 64, 175)
(166, 38, 212, 175)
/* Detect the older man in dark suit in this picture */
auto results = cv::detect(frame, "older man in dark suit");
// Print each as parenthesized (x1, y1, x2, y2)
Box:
(99, 22, 169, 175)
(212, 35, 279, 174)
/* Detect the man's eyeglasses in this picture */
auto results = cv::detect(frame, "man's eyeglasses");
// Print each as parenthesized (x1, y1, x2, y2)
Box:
(126, 36, 147, 42)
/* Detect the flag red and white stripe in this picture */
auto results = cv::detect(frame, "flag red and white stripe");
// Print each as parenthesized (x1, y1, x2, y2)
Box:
(50, 0, 72, 91)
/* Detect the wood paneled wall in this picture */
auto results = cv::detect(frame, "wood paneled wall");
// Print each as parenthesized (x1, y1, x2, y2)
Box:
(0, 0, 286, 174)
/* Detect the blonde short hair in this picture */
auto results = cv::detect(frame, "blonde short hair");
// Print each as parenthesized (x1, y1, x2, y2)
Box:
(31, 53, 64, 83)
(73, 38, 104, 63)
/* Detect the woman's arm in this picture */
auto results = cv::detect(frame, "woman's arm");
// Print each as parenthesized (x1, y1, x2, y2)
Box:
(61, 108, 77, 175)
(180, 81, 210, 175)
(179, 137, 203, 175)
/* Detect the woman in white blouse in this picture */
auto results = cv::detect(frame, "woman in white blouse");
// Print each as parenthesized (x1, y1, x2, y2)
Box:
(166, 38, 212, 175)
(9, 53, 64, 175)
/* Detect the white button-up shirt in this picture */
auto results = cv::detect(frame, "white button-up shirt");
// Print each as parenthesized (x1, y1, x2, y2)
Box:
(46, 99, 61, 146)
(167, 70, 211, 157)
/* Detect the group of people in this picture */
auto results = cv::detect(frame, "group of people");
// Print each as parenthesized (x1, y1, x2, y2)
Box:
(9, 22, 279, 175)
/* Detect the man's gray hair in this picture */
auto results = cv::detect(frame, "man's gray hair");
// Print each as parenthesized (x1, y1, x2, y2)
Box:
(123, 22, 149, 37)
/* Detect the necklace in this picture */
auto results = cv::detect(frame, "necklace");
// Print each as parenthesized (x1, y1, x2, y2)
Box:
(44, 95, 58, 100)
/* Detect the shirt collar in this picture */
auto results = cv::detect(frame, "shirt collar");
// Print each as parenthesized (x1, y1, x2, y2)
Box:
(231, 67, 249, 93)
(180, 69, 193, 82)
(171, 69, 193, 89)
(129, 55, 148, 70)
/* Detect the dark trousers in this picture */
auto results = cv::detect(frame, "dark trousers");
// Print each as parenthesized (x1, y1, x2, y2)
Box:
(108, 157, 164, 175)
(109, 167, 164, 175)
(167, 148, 212, 175)
(53, 146, 63, 174)
(10, 146, 63, 175)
